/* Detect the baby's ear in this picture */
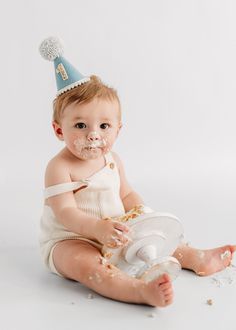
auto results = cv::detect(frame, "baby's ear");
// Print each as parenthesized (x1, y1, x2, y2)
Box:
(52, 121, 64, 141)
(116, 122, 122, 137)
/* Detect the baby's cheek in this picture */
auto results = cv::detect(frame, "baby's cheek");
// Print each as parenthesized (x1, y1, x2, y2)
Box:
(73, 137, 86, 150)
(101, 134, 115, 153)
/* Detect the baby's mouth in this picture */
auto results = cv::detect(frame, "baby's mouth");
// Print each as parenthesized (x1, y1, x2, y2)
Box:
(85, 142, 102, 150)
(73, 138, 107, 153)
(86, 139, 107, 149)
(85, 145, 98, 150)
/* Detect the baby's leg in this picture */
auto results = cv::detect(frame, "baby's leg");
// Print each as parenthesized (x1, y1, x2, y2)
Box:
(173, 243, 236, 276)
(52, 240, 174, 307)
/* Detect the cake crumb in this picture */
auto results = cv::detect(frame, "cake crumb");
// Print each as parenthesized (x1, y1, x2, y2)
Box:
(103, 252, 113, 259)
(206, 299, 213, 305)
(109, 273, 115, 278)
(220, 250, 231, 260)
(107, 263, 115, 270)
(147, 312, 156, 318)
(99, 256, 107, 265)
(94, 272, 102, 283)
(197, 250, 205, 259)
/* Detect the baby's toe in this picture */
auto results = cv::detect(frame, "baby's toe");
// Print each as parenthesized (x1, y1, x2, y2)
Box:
(230, 245, 236, 253)
(165, 296, 173, 306)
(220, 248, 233, 264)
(156, 273, 171, 285)
(163, 287, 173, 296)
(159, 282, 172, 291)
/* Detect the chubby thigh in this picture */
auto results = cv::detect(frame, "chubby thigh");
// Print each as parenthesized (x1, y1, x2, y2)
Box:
(52, 239, 105, 281)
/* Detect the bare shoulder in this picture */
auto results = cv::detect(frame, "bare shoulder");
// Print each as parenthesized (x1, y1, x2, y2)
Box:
(45, 153, 71, 187)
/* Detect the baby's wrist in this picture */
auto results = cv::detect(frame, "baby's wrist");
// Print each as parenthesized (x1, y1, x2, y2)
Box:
(139, 204, 153, 214)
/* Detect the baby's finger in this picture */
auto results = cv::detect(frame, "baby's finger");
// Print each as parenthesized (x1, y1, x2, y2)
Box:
(113, 222, 130, 233)
(106, 241, 119, 248)
(114, 230, 130, 245)
(107, 235, 123, 248)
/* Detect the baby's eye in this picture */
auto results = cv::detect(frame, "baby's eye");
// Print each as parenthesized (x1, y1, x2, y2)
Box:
(100, 123, 110, 129)
(75, 123, 86, 129)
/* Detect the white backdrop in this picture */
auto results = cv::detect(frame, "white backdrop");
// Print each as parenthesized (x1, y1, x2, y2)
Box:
(1, 0, 236, 248)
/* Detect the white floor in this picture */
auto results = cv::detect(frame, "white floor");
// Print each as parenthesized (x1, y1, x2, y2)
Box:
(1, 246, 236, 330)
(1, 175, 236, 330)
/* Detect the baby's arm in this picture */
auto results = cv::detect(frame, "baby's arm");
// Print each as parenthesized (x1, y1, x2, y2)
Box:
(45, 157, 129, 247)
(112, 152, 144, 212)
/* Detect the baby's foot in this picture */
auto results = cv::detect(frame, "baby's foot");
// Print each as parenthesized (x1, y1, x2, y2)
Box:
(194, 245, 236, 276)
(177, 245, 236, 276)
(141, 274, 174, 307)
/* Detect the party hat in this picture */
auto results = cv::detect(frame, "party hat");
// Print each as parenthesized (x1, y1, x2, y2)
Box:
(39, 36, 90, 96)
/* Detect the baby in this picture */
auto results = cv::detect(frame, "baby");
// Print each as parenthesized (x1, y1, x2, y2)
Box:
(39, 37, 236, 307)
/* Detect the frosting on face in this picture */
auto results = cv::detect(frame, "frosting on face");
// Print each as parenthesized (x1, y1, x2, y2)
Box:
(73, 131, 111, 159)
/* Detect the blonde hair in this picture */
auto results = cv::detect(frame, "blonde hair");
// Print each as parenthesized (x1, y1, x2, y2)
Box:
(53, 75, 121, 123)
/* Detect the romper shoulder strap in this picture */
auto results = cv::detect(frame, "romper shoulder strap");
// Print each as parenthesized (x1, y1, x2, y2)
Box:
(104, 151, 114, 164)
(44, 180, 89, 199)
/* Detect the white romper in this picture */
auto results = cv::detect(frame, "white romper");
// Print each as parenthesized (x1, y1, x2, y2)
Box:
(39, 152, 125, 275)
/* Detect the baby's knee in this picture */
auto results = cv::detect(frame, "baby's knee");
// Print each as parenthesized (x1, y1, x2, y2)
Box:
(75, 258, 100, 284)
(80, 254, 118, 284)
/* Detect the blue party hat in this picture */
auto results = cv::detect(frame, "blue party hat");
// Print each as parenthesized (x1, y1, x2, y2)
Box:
(39, 37, 90, 96)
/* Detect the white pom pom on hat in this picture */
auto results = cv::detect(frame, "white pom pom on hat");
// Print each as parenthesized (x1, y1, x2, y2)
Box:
(39, 36, 90, 96)
(39, 36, 64, 61)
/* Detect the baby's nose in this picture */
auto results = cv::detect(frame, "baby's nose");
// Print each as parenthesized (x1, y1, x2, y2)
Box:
(87, 131, 101, 141)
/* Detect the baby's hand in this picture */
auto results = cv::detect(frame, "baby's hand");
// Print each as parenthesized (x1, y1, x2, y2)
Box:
(95, 219, 130, 248)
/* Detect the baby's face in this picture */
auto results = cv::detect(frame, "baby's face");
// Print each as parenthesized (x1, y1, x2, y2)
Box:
(55, 97, 121, 160)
